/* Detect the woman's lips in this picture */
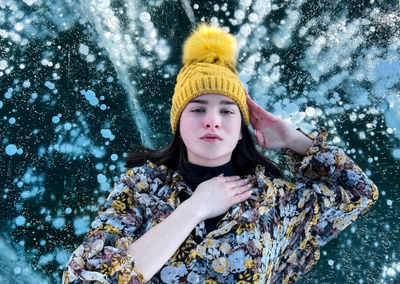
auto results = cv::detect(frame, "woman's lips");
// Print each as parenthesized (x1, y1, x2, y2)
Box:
(201, 137, 222, 142)
(201, 133, 222, 142)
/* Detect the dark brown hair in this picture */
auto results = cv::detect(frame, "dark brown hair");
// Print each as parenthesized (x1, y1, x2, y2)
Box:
(125, 117, 283, 178)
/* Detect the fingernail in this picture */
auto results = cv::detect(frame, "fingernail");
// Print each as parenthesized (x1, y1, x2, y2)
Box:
(247, 184, 252, 188)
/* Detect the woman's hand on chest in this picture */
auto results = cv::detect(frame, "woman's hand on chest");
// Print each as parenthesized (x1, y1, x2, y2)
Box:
(187, 174, 253, 222)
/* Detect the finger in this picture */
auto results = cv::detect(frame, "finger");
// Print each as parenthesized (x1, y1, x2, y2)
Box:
(228, 178, 249, 187)
(245, 92, 255, 102)
(254, 129, 266, 147)
(247, 97, 276, 121)
(249, 109, 262, 126)
(249, 107, 261, 121)
(222, 175, 241, 182)
(215, 175, 240, 184)
(232, 182, 252, 194)
(248, 102, 263, 121)
(246, 95, 261, 110)
(257, 108, 278, 122)
(246, 96, 257, 110)
(254, 106, 280, 123)
(254, 105, 270, 119)
(231, 189, 252, 204)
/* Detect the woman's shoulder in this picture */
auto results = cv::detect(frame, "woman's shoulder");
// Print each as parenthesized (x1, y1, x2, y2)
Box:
(122, 160, 175, 194)
(126, 160, 170, 177)
(247, 164, 295, 191)
(250, 164, 283, 181)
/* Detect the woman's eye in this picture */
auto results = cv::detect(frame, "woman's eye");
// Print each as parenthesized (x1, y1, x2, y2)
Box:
(190, 109, 233, 114)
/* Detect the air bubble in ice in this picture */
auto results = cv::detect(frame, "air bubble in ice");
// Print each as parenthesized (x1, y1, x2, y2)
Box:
(6, 144, 18, 156)
(78, 44, 89, 56)
(306, 107, 315, 117)
(0, 59, 8, 70)
(139, 12, 151, 23)
(15, 216, 25, 226)
(285, 103, 299, 114)
(234, 10, 245, 20)
(97, 174, 106, 184)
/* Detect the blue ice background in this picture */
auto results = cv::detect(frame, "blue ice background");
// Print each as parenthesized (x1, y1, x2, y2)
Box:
(0, 0, 399, 283)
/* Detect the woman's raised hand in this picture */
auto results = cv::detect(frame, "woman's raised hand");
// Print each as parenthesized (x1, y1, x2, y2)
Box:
(245, 90, 313, 154)
(188, 175, 252, 222)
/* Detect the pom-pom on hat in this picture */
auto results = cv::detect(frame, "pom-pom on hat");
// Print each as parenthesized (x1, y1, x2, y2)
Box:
(170, 24, 249, 133)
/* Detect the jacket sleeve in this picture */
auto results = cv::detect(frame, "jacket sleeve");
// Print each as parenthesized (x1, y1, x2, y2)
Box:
(62, 169, 147, 284)
(282, 128, 379, 246)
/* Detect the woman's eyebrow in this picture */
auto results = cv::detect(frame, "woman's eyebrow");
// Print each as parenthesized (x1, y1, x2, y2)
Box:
(188, 99, 236, 105)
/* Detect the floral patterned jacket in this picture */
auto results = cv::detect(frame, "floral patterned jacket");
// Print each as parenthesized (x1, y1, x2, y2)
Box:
(62, 129, 378, 283)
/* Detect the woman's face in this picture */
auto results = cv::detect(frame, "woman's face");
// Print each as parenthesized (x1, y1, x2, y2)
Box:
(179, 93, 242, 167)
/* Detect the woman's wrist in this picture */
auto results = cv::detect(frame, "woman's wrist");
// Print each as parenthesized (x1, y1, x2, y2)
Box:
(184, 197, 206, 222)
(285, 129, 313, 155)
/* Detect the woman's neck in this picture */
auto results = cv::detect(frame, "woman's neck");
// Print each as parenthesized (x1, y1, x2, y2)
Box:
(180, 160, 238, 191)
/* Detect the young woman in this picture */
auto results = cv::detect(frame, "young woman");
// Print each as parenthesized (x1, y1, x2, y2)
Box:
(63, 24, 378, 284)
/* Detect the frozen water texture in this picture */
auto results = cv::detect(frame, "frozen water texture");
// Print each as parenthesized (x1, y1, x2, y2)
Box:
(272, 10, 300, 49)
(79, 43, 89, 55)
(49, 115, 106, 159)
(15, 216, 26, 226)
(139, 12, 151, 23)
(22, 80, 31, 88)
(79, 0, 156, 147)
(235, 9, 246, 21)
(53, 217, 65, 229)
(73, 216, 90, 235)
(381, 261, 400, 280)
(52, 116, 60, 123)
(0, 238, 50, 283)
(285, 103, 299, 115)
(0, 59, 8, 70)
(23, 0, 38, 6)
(302, 19, 364, 82)
(15, 22, 24, 32)
(38, 254, 54, 265)
(64, 122, 72, 130)
(97, 174, 107, 184)
(44, 81, 55, 90)
(180, 0, 195, 24)
(83, 90, 99, 106)
(6, 144, 18, 156)
(385, 94, 400, 140)
(393, 149, 400, 160)
(305, 107, 316, 117)
(387, 268, 396, 277)
(240, 0, 252, 7)
(101, 129, 115, 140)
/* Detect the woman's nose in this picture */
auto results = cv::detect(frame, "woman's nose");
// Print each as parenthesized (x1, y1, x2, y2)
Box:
(203, 113, 220, 129)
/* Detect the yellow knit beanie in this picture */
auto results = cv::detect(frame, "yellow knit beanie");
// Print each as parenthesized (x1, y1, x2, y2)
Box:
(170, 24, 249, 133)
